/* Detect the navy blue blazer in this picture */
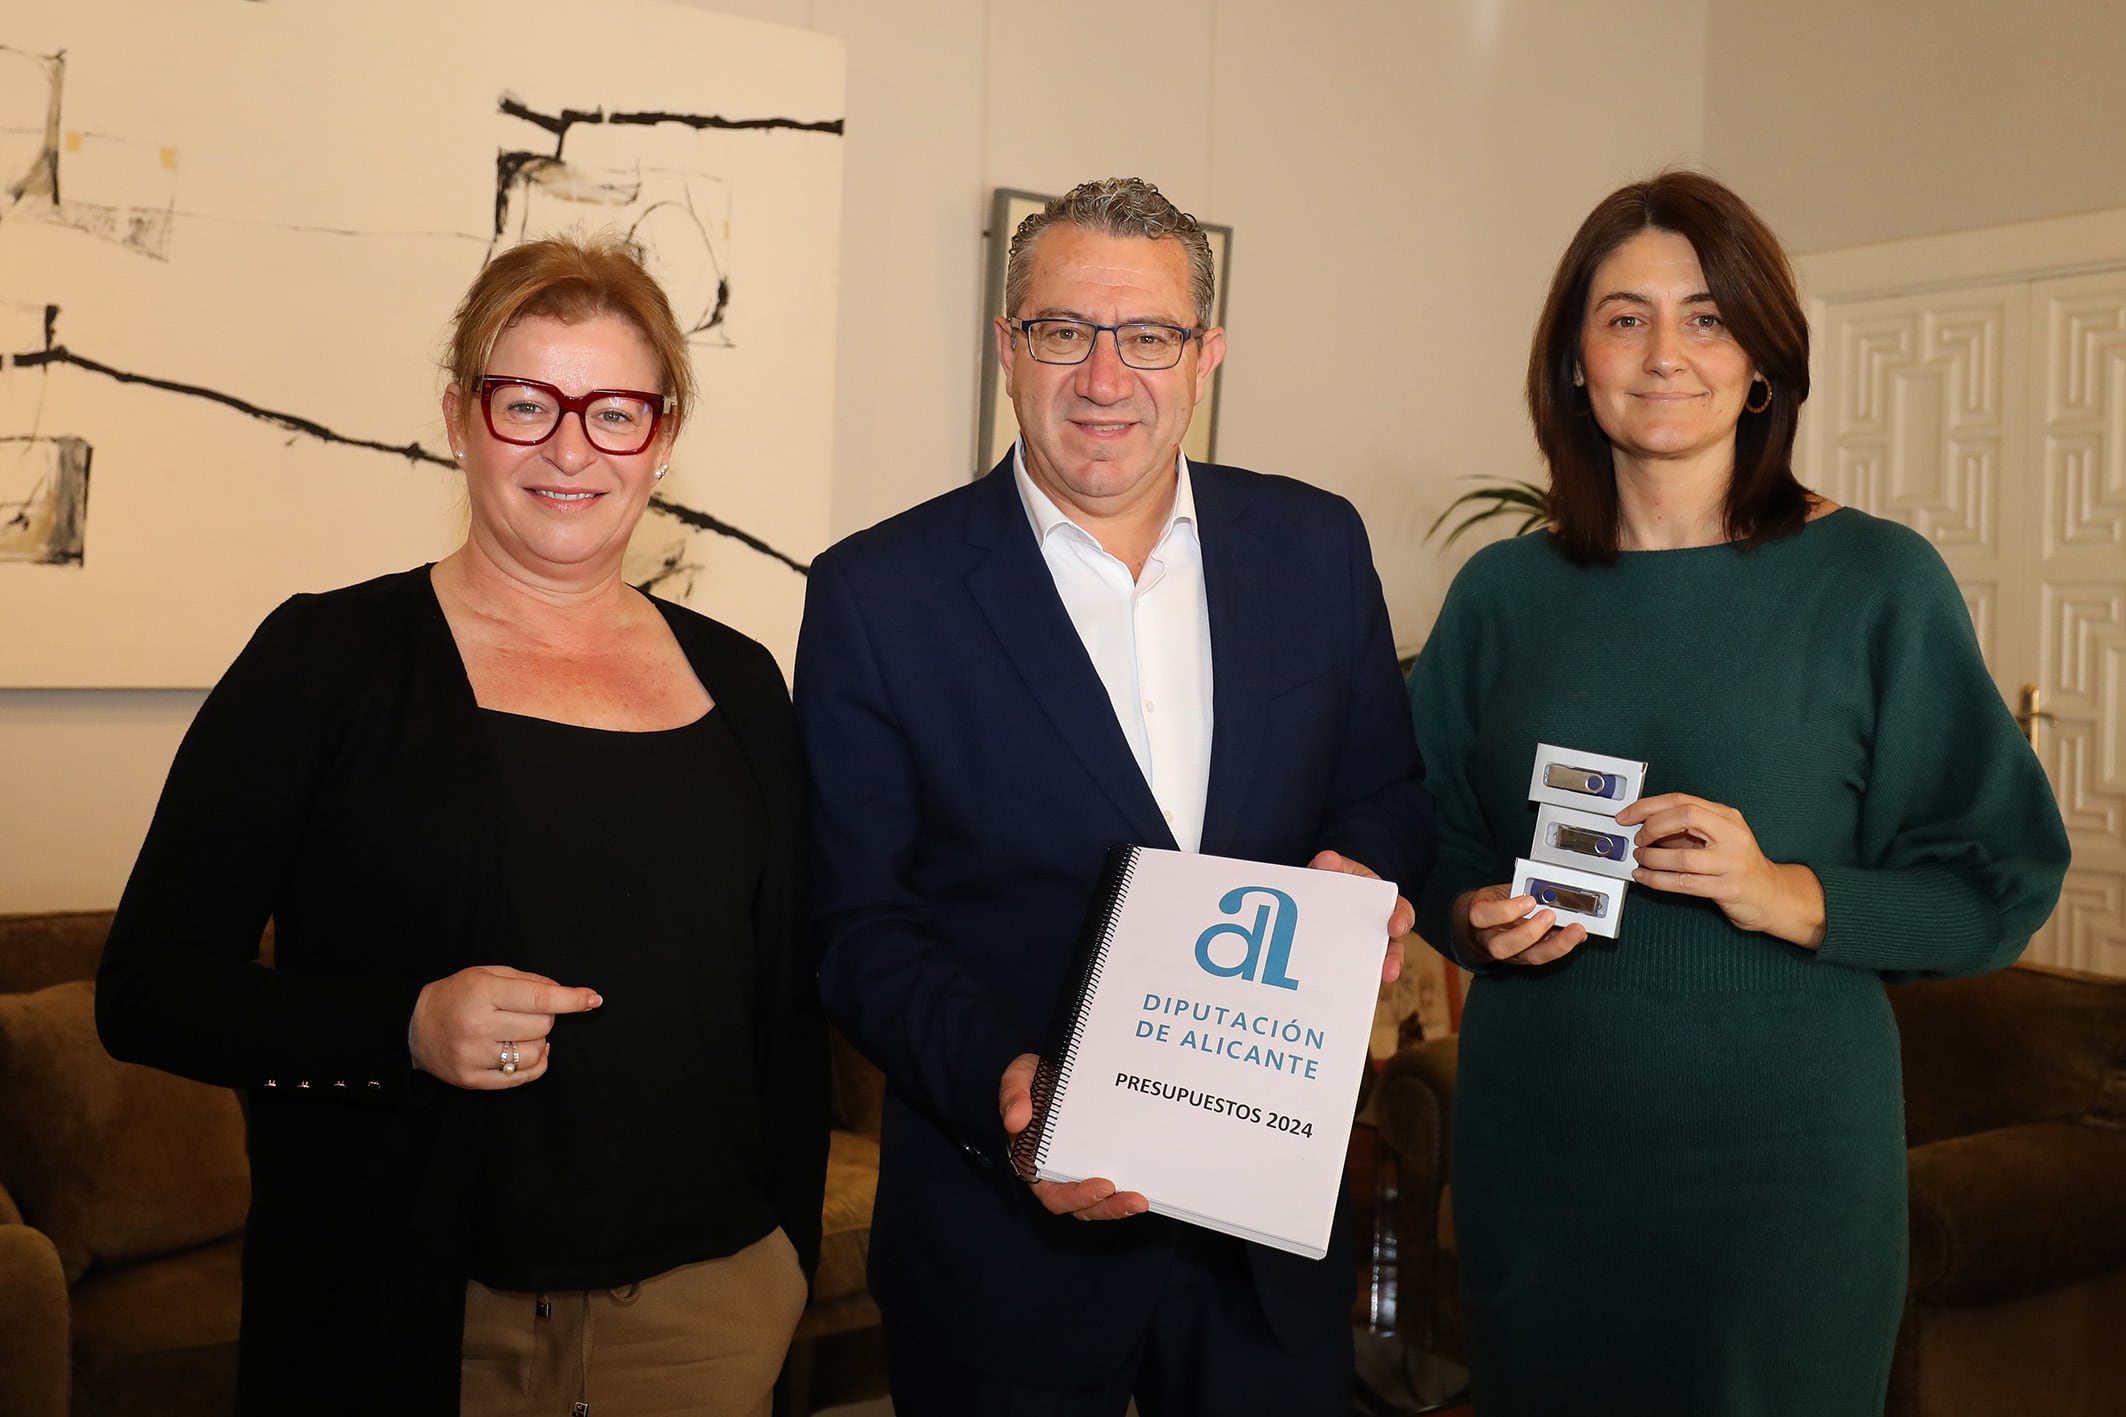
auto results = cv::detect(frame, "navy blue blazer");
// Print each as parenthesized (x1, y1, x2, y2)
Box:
(794, 457, 1434, 1382)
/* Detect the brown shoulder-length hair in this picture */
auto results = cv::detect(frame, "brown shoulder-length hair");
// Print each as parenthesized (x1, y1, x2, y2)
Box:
(1527, 170, 1810, 564)
(444, 232, 696, 441)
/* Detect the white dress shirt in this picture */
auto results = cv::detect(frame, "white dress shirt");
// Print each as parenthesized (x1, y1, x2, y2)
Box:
(1013, 443, 1215, 852)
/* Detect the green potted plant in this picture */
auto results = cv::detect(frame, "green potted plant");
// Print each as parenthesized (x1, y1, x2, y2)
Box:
(1424, 477, 1550, 547)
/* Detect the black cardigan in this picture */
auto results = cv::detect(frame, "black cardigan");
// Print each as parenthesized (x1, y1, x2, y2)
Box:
(97, 566, 826, 1416)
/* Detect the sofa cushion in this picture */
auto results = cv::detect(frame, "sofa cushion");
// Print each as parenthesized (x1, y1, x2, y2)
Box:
(0, 981, 249, 1286)
(0, 909, 116, 995)
(70, 1240, 243, 1417)
(69, 1233, 243, 1364)
(1907, 1120, 2126, 1304)
(814, 1128, 878, 1305)
(828, 1029, 885, 1139)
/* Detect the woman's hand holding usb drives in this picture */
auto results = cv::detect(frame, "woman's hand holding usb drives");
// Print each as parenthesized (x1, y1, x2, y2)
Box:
(1616, 793, 1827, 949)
(1457, 884, 1590, 966)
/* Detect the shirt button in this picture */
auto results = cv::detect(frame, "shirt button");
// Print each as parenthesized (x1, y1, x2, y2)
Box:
(1144, 699, 1155, 713)
(1162, 809, 1174, 823)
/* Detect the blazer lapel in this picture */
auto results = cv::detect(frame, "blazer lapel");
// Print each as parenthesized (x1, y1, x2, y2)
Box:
(1196, 466, 1278, 858)
(963, 459, 1177, 849)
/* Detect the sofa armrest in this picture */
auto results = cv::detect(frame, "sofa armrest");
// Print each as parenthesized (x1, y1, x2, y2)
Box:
(0, 1220, 70, 1417)
(1908, 1120, 2126, 1305)
(1892, 965, 2126, 1147)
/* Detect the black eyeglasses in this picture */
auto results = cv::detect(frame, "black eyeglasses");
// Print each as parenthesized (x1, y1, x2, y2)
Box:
(478, 376, 669, 456)
(1016, 319, 1199, 370)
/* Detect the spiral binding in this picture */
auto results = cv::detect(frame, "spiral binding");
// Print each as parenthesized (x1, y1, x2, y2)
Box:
(1014, 843, 1139, 1175)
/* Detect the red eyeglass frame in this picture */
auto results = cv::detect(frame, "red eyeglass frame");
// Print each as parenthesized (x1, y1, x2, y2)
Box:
(477, 376, 670, 456)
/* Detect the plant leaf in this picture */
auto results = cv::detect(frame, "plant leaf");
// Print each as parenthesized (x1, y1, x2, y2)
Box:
(1424, 478, 1551, 547)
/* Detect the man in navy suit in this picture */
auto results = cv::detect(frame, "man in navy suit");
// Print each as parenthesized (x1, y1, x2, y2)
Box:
(794, 177, 1435, 1415)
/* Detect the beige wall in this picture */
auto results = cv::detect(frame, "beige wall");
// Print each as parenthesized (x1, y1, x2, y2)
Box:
(1, 691, 201, 912)
(692, 0, 1709, 637)
(6, 0, 1716, 912)
(34, 0, 2125, 913)
(1704, 0, 2126, 253)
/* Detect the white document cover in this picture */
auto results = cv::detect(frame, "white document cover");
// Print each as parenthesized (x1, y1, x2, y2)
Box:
(1017, 845, 1398, 1259)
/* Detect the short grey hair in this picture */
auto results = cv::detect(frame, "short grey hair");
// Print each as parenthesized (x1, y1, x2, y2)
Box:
(1003, 177, 1217, 330)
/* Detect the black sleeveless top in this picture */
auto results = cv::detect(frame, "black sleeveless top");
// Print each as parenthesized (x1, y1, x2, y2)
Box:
(468, 707, 779, 1291)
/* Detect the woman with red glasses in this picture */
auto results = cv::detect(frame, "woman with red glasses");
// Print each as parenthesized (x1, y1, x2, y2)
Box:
(97, 234, 825, 1416)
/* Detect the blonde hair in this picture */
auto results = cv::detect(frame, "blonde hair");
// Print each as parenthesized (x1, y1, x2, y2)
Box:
(445, 233, 696, 438)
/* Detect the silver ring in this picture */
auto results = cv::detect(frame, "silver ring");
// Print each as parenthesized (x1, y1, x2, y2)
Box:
(499, 1042, 520, 1076)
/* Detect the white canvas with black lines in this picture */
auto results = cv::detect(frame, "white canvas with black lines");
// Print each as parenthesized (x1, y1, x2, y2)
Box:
(0, 0, 844, 686)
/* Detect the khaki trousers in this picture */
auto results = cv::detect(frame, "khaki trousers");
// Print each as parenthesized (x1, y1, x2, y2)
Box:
(460, 1228, 806, 1417)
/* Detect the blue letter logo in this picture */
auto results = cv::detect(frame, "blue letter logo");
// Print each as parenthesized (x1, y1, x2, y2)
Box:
(1194, 886, 1300, 991)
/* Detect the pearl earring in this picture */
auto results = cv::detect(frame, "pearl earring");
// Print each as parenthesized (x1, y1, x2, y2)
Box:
(453, 449, 465, 461)
(654, 465, 668, 481)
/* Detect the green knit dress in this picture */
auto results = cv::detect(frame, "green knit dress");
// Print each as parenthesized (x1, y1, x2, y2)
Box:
(1406, 509, 2069, 1417)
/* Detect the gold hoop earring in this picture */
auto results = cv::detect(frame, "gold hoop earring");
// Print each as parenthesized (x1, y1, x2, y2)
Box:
(1746, 378, 1772, 414)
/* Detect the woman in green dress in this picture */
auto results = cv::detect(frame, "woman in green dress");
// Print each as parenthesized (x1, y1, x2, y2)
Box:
(1406, 171, 2069, 1416)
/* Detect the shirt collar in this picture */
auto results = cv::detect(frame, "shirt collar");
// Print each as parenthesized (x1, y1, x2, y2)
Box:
(1012, 438, 1197, 550)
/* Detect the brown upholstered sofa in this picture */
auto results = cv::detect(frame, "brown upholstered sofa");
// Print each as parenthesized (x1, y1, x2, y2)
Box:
(1374, 960, 2126, 1416)
(0, 909, 882, 1417)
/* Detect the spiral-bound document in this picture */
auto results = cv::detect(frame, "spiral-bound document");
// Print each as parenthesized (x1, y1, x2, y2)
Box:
(1014, 844, 1399, 1259)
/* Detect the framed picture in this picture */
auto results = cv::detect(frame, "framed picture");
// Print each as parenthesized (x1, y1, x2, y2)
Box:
(976, 187, 1232, 475)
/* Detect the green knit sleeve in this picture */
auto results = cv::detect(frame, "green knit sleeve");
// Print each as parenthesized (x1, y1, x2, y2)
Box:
(1812, 533, 2070, 979)
(1408, 556, 1509, 973)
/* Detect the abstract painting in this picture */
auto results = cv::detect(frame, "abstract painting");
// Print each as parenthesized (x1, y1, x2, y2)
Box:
(0, 0, 844, 685)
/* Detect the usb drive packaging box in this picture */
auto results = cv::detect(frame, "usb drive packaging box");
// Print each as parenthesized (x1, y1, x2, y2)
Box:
(1527, 743, 1647, 814)
(1531, 804, 1640, 881)
(1511, 857, 1626, 939)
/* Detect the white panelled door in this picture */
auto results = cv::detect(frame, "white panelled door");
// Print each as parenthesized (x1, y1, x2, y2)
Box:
(2029, 270, 2126, 972)
(1806, 241, 2126, 976)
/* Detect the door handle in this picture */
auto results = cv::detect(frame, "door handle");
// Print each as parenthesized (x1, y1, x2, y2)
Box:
(2013, 683, 2057, 751)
